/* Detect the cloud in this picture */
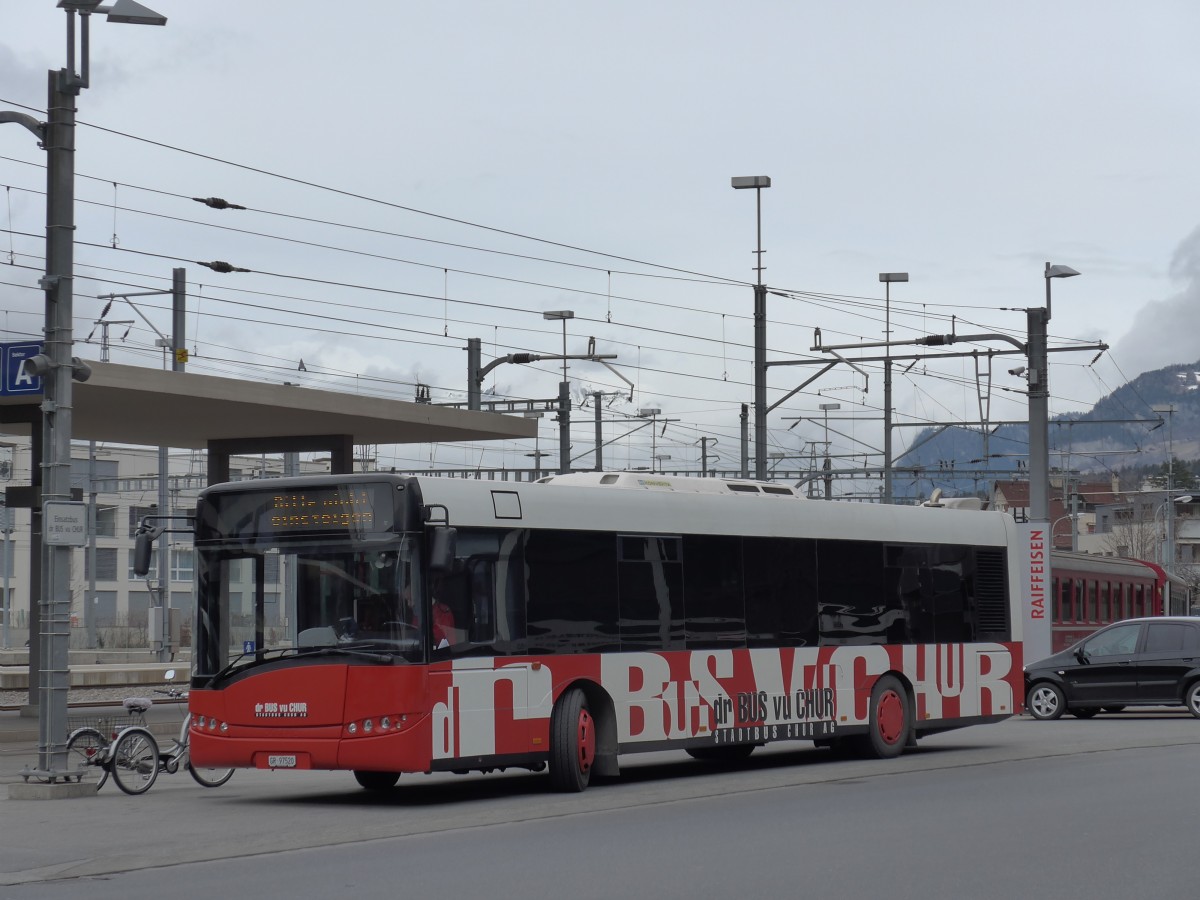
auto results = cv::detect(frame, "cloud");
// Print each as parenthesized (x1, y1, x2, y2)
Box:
(1112, 225, 1200, 374)
(0, 44, 47, 110)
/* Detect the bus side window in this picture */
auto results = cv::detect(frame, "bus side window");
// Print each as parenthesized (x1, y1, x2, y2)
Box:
(467, 559, 496, 644)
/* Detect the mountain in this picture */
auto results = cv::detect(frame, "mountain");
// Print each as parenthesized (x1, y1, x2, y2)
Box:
(897, 359, 1200, 498)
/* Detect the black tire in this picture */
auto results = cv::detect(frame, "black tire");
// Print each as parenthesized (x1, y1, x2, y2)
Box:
(109, 727, 160, 795)
(549, 687, 595, 792)
(1186, 681, 1200, 719)
(188, 761, 235, 788)
(1070, 707, 1100, 719)
(1026, 682, 1066, 721)
(685, 744, 755, 763)
(353, 770, 401, 791)
(180, 715, 235, 787)
(65, 727, 109, 791)
(862, 675, 911, 759)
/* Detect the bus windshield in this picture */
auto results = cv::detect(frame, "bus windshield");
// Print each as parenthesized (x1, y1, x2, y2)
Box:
(194, 535, 425, 680)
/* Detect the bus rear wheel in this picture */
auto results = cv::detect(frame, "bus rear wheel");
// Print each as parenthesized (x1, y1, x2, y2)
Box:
(353, 770, 400, 791)
(549, 687, 595, 792)
(862, 675, 910, 759)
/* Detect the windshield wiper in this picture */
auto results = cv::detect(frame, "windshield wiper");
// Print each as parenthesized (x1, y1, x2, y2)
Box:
(205, 647, 300, 687)
(303, 645, 396, 664)
(204, 642, 395, 687)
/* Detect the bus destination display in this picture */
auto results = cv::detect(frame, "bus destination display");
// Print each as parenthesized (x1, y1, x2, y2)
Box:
(208, 482, 395, 538)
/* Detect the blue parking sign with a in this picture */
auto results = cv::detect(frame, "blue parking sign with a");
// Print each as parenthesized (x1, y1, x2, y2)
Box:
(1, 342, 44, 396)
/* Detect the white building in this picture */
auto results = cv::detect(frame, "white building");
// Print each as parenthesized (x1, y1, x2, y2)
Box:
(0, 437, 330, 650)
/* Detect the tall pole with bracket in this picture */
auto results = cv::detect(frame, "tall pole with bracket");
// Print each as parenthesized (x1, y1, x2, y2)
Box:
(4, 0, 167, 790)
(732, 176, 771, 480)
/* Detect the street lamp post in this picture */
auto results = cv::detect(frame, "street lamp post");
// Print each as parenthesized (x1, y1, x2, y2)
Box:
(543, 311, 574, 475)
(1, 502, 12, 650)
(1151, 404, 1181, 574)
(1029, 263, 1080, 530)
(819, 403, 840, 500)
(1021, 261, 1077, 668)
(639, 408, 661, 468)
(1156, 494, 1194, 575)
(732, 175, 771, 480)
(3, 0, 166, 788)
(879, 273, 908, 504)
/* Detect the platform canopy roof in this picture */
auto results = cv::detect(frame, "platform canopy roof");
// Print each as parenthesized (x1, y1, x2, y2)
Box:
(0, 361, 536, 449)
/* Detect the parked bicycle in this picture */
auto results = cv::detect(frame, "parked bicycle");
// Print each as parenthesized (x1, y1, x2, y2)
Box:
(64, 669, 235, 795)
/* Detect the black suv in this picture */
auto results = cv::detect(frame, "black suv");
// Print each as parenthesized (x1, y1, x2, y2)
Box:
(1024, 617, 1200, 720)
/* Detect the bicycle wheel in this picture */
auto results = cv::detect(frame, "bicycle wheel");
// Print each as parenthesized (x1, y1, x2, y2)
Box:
(109, 727, 160, 795)
(65, 727, 110, 791)
(187, 761, 235, 788)
(180, 715, 235, 787)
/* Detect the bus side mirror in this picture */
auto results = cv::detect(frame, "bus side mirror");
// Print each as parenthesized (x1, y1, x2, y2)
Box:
(428, 525, 457, 574)
(133, 526, 164, 577)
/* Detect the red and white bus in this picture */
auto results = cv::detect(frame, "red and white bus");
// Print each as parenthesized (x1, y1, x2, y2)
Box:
(177, 471, 1025, 792)
(1049, 550, 1188, 653)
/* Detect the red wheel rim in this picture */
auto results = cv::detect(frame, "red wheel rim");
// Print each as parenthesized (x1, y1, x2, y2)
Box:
(877, 689, 904, 745)
(577, 708, 595, 773)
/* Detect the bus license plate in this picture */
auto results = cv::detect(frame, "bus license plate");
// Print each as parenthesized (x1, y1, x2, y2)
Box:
(268, 754, 297, 768)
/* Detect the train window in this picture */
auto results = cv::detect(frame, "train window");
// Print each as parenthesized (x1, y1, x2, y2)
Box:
(1086, 580, 1098, 623)
(1099, 582, 1110, 622)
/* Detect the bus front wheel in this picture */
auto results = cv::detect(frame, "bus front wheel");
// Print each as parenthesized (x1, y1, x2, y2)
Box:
(549, 687, 595, 792)
(353, 770, 400, 791)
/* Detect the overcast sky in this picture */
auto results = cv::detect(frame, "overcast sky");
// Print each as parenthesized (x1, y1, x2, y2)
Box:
(2, 1, 1198, 483)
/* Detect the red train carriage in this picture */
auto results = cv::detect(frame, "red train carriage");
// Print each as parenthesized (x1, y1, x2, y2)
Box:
(1049, 551, 1172, 653)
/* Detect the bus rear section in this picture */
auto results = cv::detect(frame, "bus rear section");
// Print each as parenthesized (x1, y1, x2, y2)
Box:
(186, 473, 1024, 791)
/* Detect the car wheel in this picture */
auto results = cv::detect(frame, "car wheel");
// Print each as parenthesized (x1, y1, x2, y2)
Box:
(1027, 682, 1066, 720)
(1186, 682, 1200, 719)
(1069, 707, 1099, 719)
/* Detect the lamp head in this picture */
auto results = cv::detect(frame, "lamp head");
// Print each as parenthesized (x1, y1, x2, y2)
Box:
(21, 354, 53, 379)
(1045, 264, 1080, 280)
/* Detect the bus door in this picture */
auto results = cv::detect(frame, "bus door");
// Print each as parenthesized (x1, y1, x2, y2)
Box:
(429, 547, 544, 761)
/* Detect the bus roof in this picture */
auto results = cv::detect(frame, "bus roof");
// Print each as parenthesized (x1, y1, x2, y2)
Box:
(535, 471, 804, 498)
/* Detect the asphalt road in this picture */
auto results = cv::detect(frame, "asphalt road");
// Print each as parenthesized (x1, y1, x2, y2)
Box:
(3, 711, 1198, 897)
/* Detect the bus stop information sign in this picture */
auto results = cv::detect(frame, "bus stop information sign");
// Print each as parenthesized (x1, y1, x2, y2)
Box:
(0, 341, 43, 396)
(43, 501, 88, 546)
